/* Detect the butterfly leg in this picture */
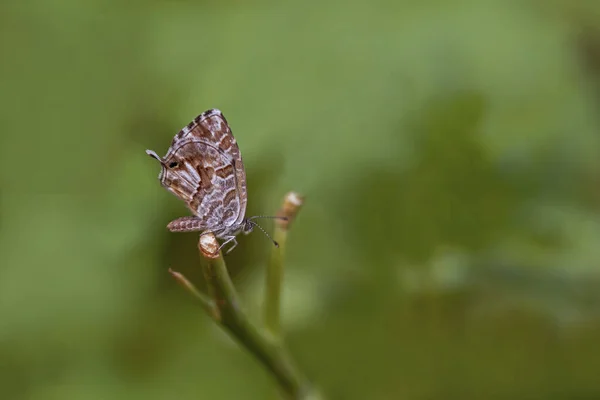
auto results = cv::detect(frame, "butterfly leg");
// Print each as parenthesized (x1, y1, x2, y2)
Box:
(167, 216, 206, 232)
(219, 236, 238, 255)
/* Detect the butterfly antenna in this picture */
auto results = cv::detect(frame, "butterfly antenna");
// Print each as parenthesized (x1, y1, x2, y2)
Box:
(247, 220, 279, 248)
(248, 215, 289, 222)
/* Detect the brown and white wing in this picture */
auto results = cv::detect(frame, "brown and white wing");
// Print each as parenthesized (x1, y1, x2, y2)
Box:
(161, 109, 247, 229)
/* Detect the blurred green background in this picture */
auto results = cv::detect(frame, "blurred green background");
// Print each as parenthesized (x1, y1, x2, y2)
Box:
(2, 0, 600, 399)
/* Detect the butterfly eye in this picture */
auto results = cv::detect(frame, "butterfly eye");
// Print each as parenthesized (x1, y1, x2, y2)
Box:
(168, 161, 179, 168)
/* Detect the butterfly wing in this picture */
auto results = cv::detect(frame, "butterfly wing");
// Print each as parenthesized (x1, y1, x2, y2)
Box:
(160, 109, 248, 230)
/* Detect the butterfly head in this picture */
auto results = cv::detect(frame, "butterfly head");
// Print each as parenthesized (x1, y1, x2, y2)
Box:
(241, 219, 255, 235)
(240, 216, 290, 248)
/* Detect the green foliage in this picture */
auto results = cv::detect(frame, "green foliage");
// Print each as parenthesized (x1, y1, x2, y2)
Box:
(1, 0, 600, 398)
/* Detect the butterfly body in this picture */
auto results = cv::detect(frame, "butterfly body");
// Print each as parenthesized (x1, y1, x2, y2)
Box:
(146, 109, 252, 251)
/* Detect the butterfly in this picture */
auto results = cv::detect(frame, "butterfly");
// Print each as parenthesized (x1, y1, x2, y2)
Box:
(146, 109, 281, 253)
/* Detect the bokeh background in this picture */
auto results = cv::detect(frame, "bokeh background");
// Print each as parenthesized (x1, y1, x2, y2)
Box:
(2, 0, 600, 399)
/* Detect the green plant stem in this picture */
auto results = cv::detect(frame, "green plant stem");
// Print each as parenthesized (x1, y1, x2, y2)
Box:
(169, 268, 218, 319)
(170, 193, 317, 399)
(264, 227, 287, 338)
(203, 247, 312, 399)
